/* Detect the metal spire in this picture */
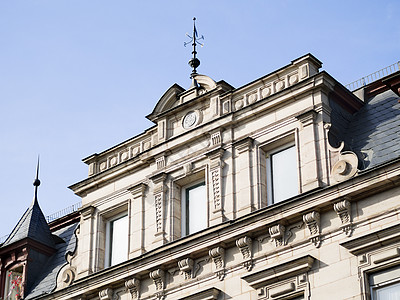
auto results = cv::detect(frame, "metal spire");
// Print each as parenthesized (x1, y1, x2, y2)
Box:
(184, 17, 204, 81)
(33, 156, 41, 204)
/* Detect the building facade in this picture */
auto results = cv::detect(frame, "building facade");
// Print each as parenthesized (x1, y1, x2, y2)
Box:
(1, 53, 400, 300)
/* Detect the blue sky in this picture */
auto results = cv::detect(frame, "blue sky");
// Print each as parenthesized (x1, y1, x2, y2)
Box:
(0, 1, 399, 239)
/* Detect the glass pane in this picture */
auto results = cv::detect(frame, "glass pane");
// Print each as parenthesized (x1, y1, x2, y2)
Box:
(187, 183, 207, 235)
(4, 268, 23, 300)
(373, 281, 400, 300)
(271, 146, 298, 203)
(110, 215, 128, 266)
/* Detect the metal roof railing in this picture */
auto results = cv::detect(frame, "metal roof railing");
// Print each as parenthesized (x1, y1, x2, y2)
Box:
(345, 61, 400, 91)
(46, 201, 82, 223)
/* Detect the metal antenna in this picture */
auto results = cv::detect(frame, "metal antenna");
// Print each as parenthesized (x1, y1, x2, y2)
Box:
(184, 17, 204, 79)
(33, 155, 41, 204)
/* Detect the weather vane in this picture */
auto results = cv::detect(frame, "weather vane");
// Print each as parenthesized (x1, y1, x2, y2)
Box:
(184, 17, 204, 79)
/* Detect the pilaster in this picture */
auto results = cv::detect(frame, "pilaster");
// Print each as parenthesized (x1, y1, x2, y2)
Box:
(207, 149, 225, 226)
(128, 183, 147, 257)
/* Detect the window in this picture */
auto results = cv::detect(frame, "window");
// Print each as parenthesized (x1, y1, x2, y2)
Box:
(370, 266, 400, 300)
(4, 266, 23, 300)
(105, 214, 128, 267)
(181, 182, 207, 236)
(266, 145, 298, 205)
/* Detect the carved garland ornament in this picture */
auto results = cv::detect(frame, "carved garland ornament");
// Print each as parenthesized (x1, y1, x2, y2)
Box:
(209, 247, 225, 281)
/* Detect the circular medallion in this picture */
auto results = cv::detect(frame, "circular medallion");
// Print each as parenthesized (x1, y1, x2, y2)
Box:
(183, 111, 198, 129)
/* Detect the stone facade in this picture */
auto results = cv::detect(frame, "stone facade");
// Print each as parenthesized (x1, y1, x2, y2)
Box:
(2, 53, 400, 300)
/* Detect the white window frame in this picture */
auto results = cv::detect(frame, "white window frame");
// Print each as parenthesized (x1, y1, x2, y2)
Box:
(266, 143, 299, 206)
(181, 180, 207, 237)
(104, 212, 129, 268)
(370, 265, 400, 300)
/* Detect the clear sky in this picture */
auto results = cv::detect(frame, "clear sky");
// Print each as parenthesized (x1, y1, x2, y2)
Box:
(0, 0, 399, 239)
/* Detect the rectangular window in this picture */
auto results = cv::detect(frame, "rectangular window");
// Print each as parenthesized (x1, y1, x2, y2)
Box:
(266, 145, 298, 205)
(4, 267, 23, 300)
(181, 182, 207, 236)
(105, 214, 128, 267)
(370, 266, 400, 299)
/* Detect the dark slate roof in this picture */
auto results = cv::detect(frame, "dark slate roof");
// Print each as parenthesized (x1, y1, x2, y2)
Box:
(345, 89, 400, 170)
(25, 222, 78, 299)
(2, 199, 55, 248)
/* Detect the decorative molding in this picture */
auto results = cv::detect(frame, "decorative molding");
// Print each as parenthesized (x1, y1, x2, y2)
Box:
(333, 198, 352, 236)
(242, 255, 314, 299)
(81, 206, 95, 221)
(178, 258, 194, 280)
(150, 269, 165, 300)
(209, 247, 225, 281)
(303, 211, 321, 248)
(178, 287, 221, 300)
(269, 224, 286, 247)
(340, 223, 400, 256)
(210, 131, 222, 146)
(128, 183, 147, 199)
(328, 141, 358, 183)
(234, 137, 254, 154)
(183, 162, 193, 176)
(207, 149, 225, 215)
(62, 267, 76, 287)
(155, 156, 166, 170)
(125, 278, 140, 299)
(150, 173, 168, 241)
(236, 236, 253, 271)
(99, 288, 113, 300)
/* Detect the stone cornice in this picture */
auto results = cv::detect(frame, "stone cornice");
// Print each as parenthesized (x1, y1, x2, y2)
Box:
(44, 159, 400, 300)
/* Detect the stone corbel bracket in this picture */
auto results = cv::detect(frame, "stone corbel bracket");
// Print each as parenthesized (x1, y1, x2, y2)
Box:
(178, 258, 194, 280)
(125, 278, 140, 299)
(236, 236, 253, 271)
(269, 224, 286, 247)
(99, 288, 113, 300)
(303, 211, 321, 248)
(333, 198, 353, 237)
(209, 247, 225, 281)
(150, 269, 165, 300)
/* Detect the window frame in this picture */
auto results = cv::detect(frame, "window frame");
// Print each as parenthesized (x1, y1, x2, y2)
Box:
(3, 265, 23, 300)
(104, 212, 129, 268)
(265, 142, 299, 206)
(369, 265, 400, 300)
(181, 180, 207, 237)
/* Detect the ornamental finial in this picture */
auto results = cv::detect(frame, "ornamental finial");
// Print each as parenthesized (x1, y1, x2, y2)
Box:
(33, 155, 41, 204)
(184, 17, 204, 80)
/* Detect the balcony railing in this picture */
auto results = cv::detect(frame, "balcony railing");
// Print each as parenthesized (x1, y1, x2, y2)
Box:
(46, 201, 82, 222)
(345, 61, 400, 91)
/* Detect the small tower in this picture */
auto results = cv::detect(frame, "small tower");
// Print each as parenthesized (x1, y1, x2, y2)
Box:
(0, 159, 56, 299)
